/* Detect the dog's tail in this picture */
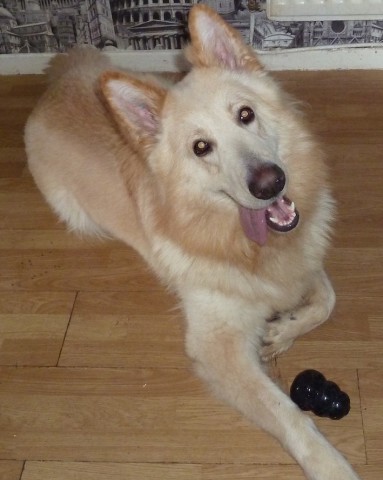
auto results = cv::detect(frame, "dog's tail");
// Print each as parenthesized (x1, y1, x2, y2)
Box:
(44, 46, 111, 84)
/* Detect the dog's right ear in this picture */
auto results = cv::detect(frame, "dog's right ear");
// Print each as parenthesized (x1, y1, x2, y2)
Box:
(100, 71, 166, 147)
(186, 4, 262, 71)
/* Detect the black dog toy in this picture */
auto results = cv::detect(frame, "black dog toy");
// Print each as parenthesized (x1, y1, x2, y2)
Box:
(290, 369, 350, 420)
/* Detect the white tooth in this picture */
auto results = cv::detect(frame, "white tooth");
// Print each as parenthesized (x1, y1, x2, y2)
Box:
(290, 201, 295, 211)
(269, 216, 278, 224)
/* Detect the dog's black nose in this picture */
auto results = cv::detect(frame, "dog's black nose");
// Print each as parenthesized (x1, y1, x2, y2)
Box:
(248, 163, 286, 200)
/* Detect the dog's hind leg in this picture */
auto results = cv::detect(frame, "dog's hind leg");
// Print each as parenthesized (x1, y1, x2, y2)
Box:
(47, 188, 107, 237)
(183, 289, 359, 480)
(261, 270, 335, 361)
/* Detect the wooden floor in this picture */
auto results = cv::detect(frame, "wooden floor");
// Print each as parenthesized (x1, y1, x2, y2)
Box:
(0, 69, 382, 480)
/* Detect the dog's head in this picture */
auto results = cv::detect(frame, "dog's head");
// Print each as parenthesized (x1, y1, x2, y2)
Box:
(101, 5, 326, 248)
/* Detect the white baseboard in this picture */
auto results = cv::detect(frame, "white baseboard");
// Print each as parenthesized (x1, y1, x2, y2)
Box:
(1, 44, 383, 75)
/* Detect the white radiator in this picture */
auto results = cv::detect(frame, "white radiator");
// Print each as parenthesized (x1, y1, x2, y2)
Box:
(267, 0, 383, 20)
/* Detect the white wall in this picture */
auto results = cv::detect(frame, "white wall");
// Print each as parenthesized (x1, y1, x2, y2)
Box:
(1, 44, 383, 75)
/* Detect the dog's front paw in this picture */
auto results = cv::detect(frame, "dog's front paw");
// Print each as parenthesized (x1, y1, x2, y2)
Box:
(260, 337, 294, 362)
(260, 314, 295, 361)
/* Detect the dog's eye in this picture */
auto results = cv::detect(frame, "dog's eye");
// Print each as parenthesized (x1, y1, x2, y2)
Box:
(193, 139, 212, 157)
(239, 106, 255, 125)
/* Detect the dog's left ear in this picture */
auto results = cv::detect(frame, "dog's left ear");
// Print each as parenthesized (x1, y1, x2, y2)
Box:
(100, 71, 166, 147)
(186, 4, 263, 71)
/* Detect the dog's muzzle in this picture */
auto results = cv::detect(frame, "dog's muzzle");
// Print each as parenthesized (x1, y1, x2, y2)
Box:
(239, 163, 299, 246)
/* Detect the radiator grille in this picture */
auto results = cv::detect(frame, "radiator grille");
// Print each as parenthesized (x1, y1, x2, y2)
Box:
(267, 0, 383, 20)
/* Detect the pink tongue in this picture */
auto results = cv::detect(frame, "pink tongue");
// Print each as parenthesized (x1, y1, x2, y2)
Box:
(239, 206, 268, 246)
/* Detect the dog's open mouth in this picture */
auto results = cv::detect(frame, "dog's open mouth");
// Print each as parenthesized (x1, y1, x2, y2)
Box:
(239, 196, 299, 246)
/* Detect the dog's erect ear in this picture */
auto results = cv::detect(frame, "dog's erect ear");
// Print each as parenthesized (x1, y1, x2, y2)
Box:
(186, 4, 263, 71)
(100, 71, 166, 146)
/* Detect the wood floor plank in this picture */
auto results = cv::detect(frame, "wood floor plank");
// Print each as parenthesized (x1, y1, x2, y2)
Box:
(202, 464, 383, 480)
(0, 460, 24, 480)
(0, 366, 288, 464)
(0, 246, 160, 292)
(0, 230, 105, 250)
(328, 249, 383, 298)
(59, 313, 187, 368)
(0, 147, 27, 164)
(359, 369, 383, 465)
(328, 145, 383, 249)
(0, 146, 28, 178)
(0, 178, 59, 230)
(0, 74, 46, 96)
(22, 461, 200, 480)
(20, 461, 383, 480)
(0, 292, 75, 366)
(59, 291, 185, 368)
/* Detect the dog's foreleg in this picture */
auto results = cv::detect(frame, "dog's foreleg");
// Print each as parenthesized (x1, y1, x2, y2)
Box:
(183, 290, 359, 480)
(261, 270, 335, 361)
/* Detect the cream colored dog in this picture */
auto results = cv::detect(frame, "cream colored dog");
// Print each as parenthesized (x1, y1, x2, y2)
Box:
(25, 5, 360, 479)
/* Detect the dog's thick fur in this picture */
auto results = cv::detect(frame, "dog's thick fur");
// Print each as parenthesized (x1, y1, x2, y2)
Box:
(24, 5, 360, 479)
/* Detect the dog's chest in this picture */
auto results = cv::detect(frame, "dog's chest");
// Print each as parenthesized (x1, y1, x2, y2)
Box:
(151, 234, 310, 311)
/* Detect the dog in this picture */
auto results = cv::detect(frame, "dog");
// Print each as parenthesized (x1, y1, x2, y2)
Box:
(24, 5, 360, 479)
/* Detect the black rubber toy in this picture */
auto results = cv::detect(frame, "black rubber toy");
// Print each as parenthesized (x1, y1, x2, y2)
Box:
(290, 369, 350, 420)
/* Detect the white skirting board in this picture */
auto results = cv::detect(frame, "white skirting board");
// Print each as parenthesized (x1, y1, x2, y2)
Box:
(1, 44, 383, 75)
